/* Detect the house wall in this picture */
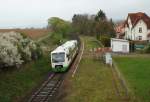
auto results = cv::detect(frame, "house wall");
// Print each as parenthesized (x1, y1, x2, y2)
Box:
(111, 39, 129, 53)
(125, 18, 149, 40)
(148, 30, 150, 42)
(125, 17, 132, 39)
(133, 20, 148, 40)
(148, 30, 150, 33)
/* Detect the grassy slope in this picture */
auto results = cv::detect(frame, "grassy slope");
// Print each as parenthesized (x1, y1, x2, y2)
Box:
(63, 36, 120, 102)
(83, 36, 101, 50)
(114, 56, 150, 102)
(0, 56, 51, 102)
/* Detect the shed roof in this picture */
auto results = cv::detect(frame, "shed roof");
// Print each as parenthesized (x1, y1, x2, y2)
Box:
(111, 38, 129, 42)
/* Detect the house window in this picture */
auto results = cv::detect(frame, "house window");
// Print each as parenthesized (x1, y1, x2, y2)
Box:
(139, 27, 142, 33)
(138, 36, 142, 40)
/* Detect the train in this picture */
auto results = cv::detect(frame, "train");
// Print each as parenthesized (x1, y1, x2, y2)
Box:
(51, 40, 78, 72)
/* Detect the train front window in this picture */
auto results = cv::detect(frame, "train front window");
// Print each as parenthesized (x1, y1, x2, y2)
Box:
(52, 53, 65, 63)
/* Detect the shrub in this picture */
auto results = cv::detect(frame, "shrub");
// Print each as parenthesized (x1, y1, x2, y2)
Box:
(143, 43, 150, 53)
(0, 31, 42, 68)
(51, 33, 63, 45)
(129, 41, 135, 52)
(100, 35, 111, 47)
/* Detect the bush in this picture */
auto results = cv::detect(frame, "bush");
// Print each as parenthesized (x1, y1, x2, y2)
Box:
(0, 31, 42, 68)
(143, 43, 150, 53)
(129, 41, 135, 52)
(51, 33, 63, 45)
(30, 43, 43, 60)
(100, 35, 111, 47)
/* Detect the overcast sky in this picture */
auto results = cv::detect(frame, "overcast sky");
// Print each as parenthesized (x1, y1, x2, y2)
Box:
(0, 0, 149, 28)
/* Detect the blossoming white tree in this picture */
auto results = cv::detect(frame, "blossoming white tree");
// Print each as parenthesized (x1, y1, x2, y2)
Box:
(0, 31, 42, 68)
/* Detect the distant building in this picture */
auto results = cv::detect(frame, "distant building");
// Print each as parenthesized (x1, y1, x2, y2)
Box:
(111, 38, 129, 53)
(115, 22, 125, 39)
(124, 12, 150, 41)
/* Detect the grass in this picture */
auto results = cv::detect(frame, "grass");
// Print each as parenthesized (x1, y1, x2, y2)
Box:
(65, 58, 120, 102)
(39, 33, 68, 52)
(114, 56, 150, 102)
(62, 36, 121, 102)
(0, 56, 51, 102)
(39, 34, 56, 49)
(83, 36, 102, 51)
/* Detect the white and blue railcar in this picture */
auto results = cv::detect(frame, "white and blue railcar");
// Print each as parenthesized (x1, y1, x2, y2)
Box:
(51, 40, 78, 72)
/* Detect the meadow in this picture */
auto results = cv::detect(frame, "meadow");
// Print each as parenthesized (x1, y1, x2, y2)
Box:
(114, 55, 150, 102)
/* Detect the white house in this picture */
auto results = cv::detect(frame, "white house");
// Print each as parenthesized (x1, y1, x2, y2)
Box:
(124, 12, 150, 41)
(111, 38, 129, 53)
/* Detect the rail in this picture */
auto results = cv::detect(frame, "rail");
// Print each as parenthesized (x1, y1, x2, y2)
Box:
(28, 73, 65, 102)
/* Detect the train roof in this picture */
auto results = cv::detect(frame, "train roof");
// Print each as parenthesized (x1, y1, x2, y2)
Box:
(51, 46, 65, 53)
(51, 40, 77, 54)
(62, 40, 77, 48)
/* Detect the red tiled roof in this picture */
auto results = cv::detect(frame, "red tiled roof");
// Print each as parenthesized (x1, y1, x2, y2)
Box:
(125, 12, 150, 29)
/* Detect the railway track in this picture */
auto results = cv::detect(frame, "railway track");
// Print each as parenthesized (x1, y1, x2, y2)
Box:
(28, 37, 83, 102)
(72, 40, 84, 77)
(28, 73, 65, 102)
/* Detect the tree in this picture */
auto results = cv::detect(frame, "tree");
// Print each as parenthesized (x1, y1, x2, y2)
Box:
(71, 10, 115, 47)
(95, 9, 107, 21)
(48, 17, 72, 44)
(94, 10, 115, 40)
(48, 17, 72, 37)
(72, 14, 95, 35)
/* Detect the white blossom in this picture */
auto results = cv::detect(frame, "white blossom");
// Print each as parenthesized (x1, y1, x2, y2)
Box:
(0, 31, 40, 68)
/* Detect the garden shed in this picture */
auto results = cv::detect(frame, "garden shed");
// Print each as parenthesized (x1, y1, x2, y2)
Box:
(111, 38, 129, 53)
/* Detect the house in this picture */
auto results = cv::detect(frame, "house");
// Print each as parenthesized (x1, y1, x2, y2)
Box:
(124, 12, 150, 41)
(111, 38, 129, 53)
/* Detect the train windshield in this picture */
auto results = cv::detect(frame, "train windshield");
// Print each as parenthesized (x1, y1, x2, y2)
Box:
(52, 53, 65, 63)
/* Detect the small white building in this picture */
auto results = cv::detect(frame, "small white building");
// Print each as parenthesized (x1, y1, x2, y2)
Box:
(111, 38, 129, 53)
(124, 12, 150, 41)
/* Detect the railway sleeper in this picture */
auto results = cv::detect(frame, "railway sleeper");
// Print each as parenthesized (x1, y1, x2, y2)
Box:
(36, 94, 48, 97)
(46, 83, 55, 87)
(39, 91, 49, 94)
(42, 87, 53, 90)
(42, 88, 53, 91)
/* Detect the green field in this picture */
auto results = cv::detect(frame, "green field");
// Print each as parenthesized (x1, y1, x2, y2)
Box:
(114, 55, 150, 102)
